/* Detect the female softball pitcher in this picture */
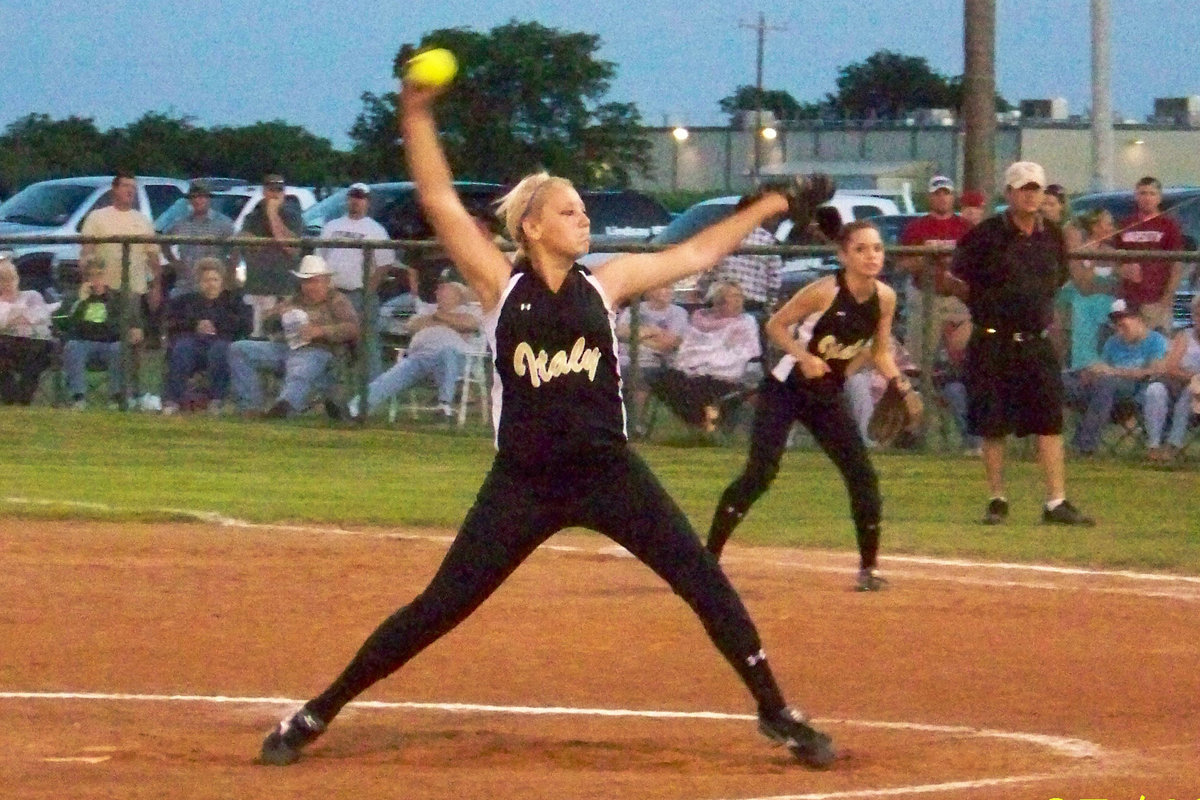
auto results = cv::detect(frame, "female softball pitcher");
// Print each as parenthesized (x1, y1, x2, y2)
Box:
(706, 221, 916, 591)
(259, 77, 837, 769)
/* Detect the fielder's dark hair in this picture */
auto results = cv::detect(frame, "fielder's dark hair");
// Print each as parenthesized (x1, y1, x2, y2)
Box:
(836, 219, 879, 247)
(112, 170, 136, 187)
(1136, 176, 1162, 190)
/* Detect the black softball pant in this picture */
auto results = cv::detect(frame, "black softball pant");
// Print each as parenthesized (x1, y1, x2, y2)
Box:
(710, 378, 881, 568)
(306, 448, 788, 722)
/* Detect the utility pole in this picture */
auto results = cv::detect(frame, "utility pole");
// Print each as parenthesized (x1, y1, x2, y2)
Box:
(1091, 0, 1115, 191)
(962, 0, 996, 204)
(740, 12, 785, 185)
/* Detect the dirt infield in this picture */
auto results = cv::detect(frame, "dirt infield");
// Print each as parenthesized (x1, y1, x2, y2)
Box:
(1, 519, 1198, 800)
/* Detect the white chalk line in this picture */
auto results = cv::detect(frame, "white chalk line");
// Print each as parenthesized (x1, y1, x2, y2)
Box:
(0, 691, 1102, 762)
(0, 691, 1107, 795)
(711, 773, 1067, 800)
(4, 496, 1200, 601)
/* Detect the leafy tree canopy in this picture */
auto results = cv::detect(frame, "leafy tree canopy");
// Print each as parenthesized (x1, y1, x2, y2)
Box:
(827, 50, 1011, 119)
(0, 112, 347, 195)
(719, 86, 824, 123)
(350, 19, 652, 187)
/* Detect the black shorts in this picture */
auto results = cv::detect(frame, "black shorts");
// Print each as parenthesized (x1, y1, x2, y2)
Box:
(963, 332, 1063, 438)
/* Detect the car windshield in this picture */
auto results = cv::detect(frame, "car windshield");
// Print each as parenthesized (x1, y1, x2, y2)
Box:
(1071, 195, 1136, 227)
(873, 215, 919, 244)
(156, 194, 251, 232)
(651, 202, 737, 246)
(210, 194, 251, 221)
(582, 192, 672, 238)
(154, 198, 190, 232)
(0, 183, 96, 227)
(303, 191, 350, 230)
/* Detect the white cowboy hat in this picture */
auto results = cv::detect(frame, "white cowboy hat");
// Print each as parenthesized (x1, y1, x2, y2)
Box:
(291, 254, 334, 279)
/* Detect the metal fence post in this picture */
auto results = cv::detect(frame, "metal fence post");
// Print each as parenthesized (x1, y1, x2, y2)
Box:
(358, 246, 377, 424)
(117, 242, 132, 412)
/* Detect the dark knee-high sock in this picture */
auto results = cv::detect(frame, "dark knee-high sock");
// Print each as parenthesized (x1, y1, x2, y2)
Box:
(706, 498, 745, 558)
(856, 522, 880, 570)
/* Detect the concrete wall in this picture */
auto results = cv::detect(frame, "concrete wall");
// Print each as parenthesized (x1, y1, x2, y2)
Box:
(1021, 126, 1200, 191)
(635, 123, 1193, 197)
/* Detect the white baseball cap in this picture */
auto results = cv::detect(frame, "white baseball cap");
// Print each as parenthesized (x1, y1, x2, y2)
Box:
(348, 182, 371, 197)
(928, 175, 955, 193)
(1004, 161, 1047, 189)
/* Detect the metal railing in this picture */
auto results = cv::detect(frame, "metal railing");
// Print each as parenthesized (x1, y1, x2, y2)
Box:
(3, 232, 1197, 438)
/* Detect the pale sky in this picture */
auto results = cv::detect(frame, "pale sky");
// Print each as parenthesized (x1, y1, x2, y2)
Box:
(2, 1, 1197, 150)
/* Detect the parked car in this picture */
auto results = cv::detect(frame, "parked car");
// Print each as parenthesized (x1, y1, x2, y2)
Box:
(155, 185, 316, 237)
(1071, 187, 1200, 328)
(0, 175, 188, 296)
(301, 181, 507, 240)
(153, 184, 318, 287)
(652, 191, 904, 305)
(300, 181, 508, 301)
(576, 188, 672, 267)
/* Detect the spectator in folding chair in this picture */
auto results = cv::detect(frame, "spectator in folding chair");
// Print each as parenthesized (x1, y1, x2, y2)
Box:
(646, 281, 761, 434)
(1154, 293, 1200, 463)
(60, 258, 144, 409)
(347, 279, 481, 421)
(228, 255, 360, 419)
(615, 284, 689, 437)
(932, 313, 982, 456)
(0, 254, 56, 405)
(1062, 299, 1170, 457)
(1058, 208, 1119, 373)
(161, 258, 252, 415)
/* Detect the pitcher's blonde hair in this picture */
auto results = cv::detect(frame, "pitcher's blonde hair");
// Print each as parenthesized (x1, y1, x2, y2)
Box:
(495, 172, 576, 253)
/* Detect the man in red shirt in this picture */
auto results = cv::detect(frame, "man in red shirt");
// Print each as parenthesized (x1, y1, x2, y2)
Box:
(1116, 176, 1184, 332)
(899, 175, 973, 365)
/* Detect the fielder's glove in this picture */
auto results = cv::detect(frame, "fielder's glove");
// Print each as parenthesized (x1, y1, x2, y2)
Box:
(867, 376, 924, 446)
(763, 173, 837, 230)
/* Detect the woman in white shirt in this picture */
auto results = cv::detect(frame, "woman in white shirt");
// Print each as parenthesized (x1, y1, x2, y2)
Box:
(0, 254, 56, 404)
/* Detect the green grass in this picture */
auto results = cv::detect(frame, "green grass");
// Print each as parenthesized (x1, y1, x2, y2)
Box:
(2, 406, 1197, 573)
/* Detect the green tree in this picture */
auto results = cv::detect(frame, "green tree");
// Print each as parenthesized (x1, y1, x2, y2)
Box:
(718, 86, 824, 123)
(827, 50, 1010, 119)
(106, 111, 205, 176)
(350, 20, 652, 187)
(347, 90, 405, 181)
(0, 114, 109, 190)
(204, 121, 347, 186)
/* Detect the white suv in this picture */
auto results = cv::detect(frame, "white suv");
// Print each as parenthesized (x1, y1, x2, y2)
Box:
(0, 175, 188, 297)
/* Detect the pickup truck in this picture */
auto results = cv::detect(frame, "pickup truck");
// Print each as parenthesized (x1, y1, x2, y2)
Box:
(0, 175, 187, 298)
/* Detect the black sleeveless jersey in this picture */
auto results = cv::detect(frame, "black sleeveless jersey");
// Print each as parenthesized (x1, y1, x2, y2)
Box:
(770, 270, 881, 397)
(484, 261, 627, 469)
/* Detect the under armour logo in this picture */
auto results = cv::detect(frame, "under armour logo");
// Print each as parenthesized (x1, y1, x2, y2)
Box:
(745, 649, 766, 666)
(835, 311, 847, 317)
(520, 302, 532, 311)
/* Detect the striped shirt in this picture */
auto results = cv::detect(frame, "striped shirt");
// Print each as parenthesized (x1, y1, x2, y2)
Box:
(696, 226, 782, 305)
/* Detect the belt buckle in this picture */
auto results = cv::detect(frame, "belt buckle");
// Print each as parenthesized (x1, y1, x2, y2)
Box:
(1012, 332, 1027, 342)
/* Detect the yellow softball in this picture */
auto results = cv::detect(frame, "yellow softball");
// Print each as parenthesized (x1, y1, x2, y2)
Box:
(405, 48, 458, 88)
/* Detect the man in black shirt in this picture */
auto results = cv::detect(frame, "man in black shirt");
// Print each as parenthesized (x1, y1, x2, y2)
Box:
(950, 162, 1094, 526)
